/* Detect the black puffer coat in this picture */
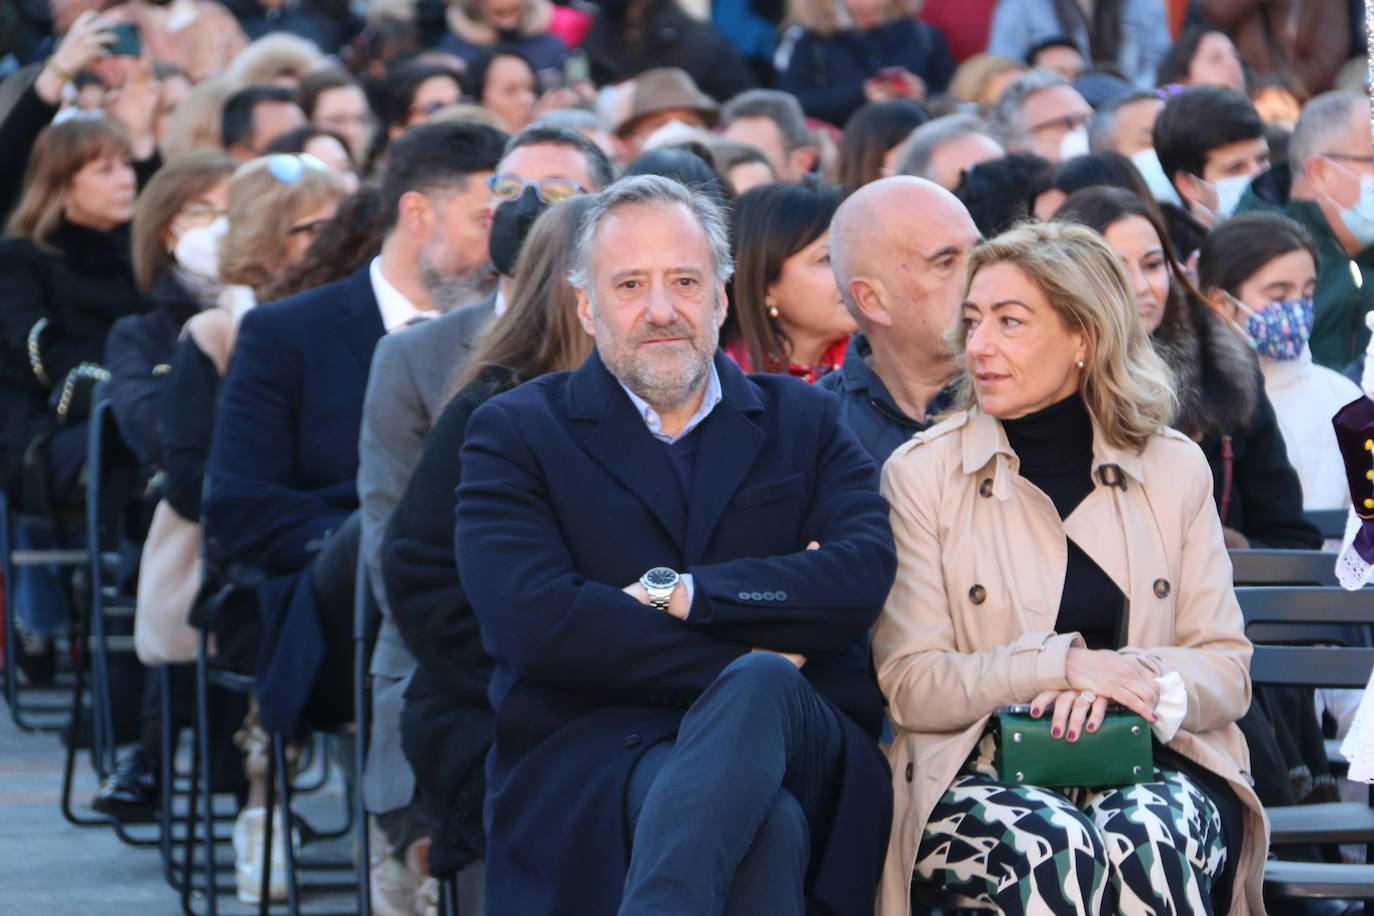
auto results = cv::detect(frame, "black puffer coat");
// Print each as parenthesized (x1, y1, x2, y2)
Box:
(0, 221, 150, 500)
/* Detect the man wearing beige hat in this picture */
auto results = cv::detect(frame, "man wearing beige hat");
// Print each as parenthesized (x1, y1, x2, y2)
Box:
(614, 67, 720, 157)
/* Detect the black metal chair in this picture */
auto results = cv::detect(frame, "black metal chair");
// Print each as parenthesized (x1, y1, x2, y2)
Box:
(1230, 549, 1342, 588)
(1306, 508, 1352, 542)
(1237, 586, 1374, 904)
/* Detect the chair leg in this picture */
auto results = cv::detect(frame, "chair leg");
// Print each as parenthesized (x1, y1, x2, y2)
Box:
(274, 732, 302, 915)
(442, 873, 459, 916)
(196, 639, 219, 916)
(260, 735, 275, 916)
(159, 665, 179, 890)
(58, 609, 106, 828)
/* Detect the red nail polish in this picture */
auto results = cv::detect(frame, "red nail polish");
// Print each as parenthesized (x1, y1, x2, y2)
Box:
(1051, 727, 1061, 738)
(1067, 731, 1077, 741)
(1086, 722, 1097, 732)
(1030, 707, 1041, 717)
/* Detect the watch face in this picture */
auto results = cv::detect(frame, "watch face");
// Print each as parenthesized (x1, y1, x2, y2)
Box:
(642, 566, 679, 589)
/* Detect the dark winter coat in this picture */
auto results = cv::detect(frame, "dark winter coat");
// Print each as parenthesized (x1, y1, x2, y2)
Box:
(776, 19, 954, 126)
(104, 273, 202, 471)
(383, 368, 511, 878)
(580, 1, 756, 103)
(1152, 284, 1322, 548)
(0, 221, 150, 499)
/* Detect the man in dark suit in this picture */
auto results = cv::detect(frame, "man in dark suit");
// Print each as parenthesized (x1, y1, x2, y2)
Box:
(455, 175, 896, 914)
(356, 124, 614, 913)
(202, 119, 508, 745)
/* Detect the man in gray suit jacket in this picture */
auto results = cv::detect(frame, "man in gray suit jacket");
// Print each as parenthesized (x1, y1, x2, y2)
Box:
(356, 124, 613, 915)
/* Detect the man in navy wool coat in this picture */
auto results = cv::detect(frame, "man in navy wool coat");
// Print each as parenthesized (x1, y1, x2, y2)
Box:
(454, 174, 897, 915)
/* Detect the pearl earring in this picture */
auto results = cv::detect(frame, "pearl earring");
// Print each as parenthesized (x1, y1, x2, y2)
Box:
(768, 305, 779, 319)
(1076, 360, 1085, 369)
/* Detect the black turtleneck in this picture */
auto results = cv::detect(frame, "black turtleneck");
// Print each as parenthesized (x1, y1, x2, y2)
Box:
(1002, 393, 1124, 650)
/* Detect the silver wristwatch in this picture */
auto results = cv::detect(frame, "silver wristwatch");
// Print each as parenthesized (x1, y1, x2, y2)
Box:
(639, 566, 680, 612)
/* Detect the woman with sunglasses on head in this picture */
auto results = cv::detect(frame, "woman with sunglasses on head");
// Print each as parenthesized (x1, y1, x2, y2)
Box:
(155, 153, 347, 903)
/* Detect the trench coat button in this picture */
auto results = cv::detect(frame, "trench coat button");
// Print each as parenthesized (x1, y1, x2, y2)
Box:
(624, 734, 641, 748)
(978, 478, 994, 498)
(969, 584, 986, 605)
(1153, 578, 1171, 598)
(905, 762, 914, 782)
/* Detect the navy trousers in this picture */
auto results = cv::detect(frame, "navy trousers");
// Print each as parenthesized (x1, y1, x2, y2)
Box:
(619, 651, 844, 916)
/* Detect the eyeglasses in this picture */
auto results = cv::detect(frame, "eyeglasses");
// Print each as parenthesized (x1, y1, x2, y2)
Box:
(1323, 152, 1374, 170)
(486, 174, 585, 204)
(288, 217, 330, 239)
(1026, 112, 1092, 136)
(406, 99, 452, 122)
(177, 201, 226, 228)
(266, 153, 329, 183)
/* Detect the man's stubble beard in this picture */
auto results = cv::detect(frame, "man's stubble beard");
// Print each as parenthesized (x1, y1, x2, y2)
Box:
(419, 242, 497, 314)
(591, 292, 722, 411)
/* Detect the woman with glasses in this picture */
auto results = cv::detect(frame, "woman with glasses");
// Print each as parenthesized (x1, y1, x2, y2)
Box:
(92, 152, 243, 824)
(155, 152, 348, 904)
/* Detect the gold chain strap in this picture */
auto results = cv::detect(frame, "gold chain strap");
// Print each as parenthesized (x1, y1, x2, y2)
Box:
(27, 317, 51, 388)
(55, 362, 110, 420)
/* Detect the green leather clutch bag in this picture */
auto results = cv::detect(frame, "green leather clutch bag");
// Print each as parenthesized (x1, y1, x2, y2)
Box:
(993, 705, 1153, 788)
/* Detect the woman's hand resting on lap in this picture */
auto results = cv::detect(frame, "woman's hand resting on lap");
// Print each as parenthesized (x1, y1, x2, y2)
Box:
(1029, 648, 1160, 742)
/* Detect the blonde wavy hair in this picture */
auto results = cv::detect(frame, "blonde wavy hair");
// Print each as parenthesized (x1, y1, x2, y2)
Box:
(218, 155, 347, 296)
(951, 221, 1176, 452)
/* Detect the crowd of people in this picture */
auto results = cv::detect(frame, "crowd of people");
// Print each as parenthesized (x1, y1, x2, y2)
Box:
(1, 0, 1372, 912)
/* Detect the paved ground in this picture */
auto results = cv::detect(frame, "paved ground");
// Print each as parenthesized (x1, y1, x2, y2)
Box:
(0, 682, 358, 916)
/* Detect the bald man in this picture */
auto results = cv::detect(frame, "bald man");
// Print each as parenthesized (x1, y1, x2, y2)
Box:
(819, 177, 981, 462)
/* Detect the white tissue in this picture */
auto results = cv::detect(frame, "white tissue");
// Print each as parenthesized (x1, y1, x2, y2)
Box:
(1150, 671, 1187, 743)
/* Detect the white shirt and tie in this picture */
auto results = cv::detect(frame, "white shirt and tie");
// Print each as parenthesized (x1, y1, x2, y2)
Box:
(370, 257, 506, 334)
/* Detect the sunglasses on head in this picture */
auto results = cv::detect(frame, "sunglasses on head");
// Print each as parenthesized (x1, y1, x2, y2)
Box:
(266, 153, 329, 183)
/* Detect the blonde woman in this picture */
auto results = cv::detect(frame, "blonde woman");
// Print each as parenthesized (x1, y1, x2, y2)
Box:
(161, 154, 345, 904)
(874, 221, 1266, 914)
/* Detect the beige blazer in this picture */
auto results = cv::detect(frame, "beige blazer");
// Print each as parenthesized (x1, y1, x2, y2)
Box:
(872, 406, 1268, 916)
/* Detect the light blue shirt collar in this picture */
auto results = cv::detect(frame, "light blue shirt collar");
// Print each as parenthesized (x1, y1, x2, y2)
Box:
(617, 362, 723, 444)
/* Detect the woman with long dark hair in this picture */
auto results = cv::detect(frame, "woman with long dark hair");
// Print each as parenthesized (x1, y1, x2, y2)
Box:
(1054, 185, 1320, 549)
(381, 195, 596, 895)
(723, 181, 854, 381)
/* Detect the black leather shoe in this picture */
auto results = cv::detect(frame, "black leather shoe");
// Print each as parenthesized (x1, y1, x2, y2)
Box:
(91, 749, 159, 822)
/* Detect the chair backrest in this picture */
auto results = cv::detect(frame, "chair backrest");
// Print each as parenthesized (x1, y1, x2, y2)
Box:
(1229, 549, 1341, 587)
(1303, 508, 1349, 541)
(1237, 587, 1374, 690)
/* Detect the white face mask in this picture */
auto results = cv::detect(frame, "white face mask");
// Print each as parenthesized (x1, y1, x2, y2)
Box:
(173, 216, 225, 282)
(1193, 173, 1252, 222)
(1058, 125, 1089, 161)
(1129, 148, 1183, 207)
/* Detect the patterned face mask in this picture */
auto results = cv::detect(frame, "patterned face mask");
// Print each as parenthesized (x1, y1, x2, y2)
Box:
(1229, 293, 1314, 361)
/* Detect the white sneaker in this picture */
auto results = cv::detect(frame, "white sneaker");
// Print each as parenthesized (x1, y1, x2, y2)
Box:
(232, 806, 291, 904)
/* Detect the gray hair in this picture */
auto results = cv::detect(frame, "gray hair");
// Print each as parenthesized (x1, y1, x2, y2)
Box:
(896, 113, 996, 178)
(720, 89, 813, 151)
(532, 107, 605, 134)
(1087, 89, 1159, 152)
(987, 67, 1070, 147)
(568, 174, 735, 292)
(1290, 91, 1365, 176)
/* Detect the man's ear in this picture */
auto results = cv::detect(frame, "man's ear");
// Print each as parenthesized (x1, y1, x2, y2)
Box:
(575, 287, 596, 336)
(397, 189, 432, 237)
(848, 276, 891, 328)
(790, 146, 818, 178)
(1174, 171, 1203, 206)
(715, 282, 729, 328)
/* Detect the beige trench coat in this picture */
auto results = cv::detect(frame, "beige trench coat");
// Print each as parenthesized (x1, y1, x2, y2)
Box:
(872, 407, 1268, 916)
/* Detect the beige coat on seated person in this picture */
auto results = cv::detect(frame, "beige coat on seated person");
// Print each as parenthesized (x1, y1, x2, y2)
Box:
(872, 406, 1268, 916)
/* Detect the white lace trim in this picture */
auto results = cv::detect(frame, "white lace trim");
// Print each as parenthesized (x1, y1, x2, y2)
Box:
(1341, 668, 1374, 782)
(1337, 508, 1374, 591)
